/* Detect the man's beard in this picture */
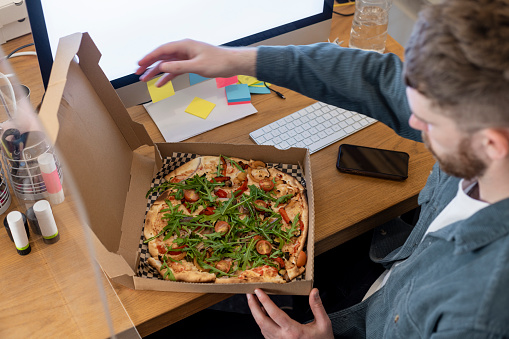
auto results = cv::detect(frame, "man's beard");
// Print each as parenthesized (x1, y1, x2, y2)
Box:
(422, 132, 487, 180)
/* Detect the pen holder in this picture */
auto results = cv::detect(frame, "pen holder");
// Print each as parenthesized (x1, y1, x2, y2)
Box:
(0, 130, 63, 202)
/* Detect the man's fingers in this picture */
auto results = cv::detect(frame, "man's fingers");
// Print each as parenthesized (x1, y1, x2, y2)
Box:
(247, 293, 279, 333)
(254, 289, 294, 329)
(308, 288, 332, 330)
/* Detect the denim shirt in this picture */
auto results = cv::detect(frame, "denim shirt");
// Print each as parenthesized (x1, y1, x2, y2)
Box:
(256, 43, 509, 338)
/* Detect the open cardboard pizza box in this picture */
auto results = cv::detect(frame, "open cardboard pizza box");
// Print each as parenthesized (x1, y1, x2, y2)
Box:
(38, 32, 315, 294)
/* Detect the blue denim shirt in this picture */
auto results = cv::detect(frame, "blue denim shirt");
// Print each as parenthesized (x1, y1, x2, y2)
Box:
(257, 43, 509, 338)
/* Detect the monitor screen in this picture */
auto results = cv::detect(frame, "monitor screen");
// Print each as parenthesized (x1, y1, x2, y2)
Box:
(27, 0, 334, 107)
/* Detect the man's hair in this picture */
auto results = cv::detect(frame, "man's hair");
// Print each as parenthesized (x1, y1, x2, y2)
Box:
(404, 0, 509, 130)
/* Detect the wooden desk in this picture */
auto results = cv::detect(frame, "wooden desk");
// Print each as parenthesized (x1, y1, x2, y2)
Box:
(1, 10, 433, 337)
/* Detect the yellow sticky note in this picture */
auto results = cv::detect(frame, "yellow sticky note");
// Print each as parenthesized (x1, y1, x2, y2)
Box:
(185, 97, 216, 119)
(238, 75, 259, 86)
(147, 76, 175, 103)
(250, 81, 272, 87)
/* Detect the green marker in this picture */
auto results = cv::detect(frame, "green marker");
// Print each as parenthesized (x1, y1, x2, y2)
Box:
(33, 200, 60, 244)
(7, 211, 31, 256)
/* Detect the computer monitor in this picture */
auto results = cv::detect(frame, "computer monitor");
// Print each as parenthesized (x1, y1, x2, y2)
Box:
(27, 0, 334, 108)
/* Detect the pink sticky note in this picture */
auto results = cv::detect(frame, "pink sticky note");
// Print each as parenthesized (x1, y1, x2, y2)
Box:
(216, 76, 238, 88)
(227, 100, 251, 106)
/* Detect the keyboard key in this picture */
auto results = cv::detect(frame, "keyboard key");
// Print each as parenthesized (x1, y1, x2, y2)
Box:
(299, 116, 310, 123)
(254, 135, 266, 143)
(287, 137, 297, 145)
(301, 122, 311, 130)
(278, 141, 290, 149)
(295, 126, 304, 134)
(344, 126, 355, 134)
(278, 126, 289, 133)
(251, 129, 264, 138)
(309, 127, 318, 135)
(262, 126, 273, 133)
(345, 117, 355, 125)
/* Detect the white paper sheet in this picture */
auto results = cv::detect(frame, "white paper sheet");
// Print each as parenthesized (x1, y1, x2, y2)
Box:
(143, 79, 257, 142)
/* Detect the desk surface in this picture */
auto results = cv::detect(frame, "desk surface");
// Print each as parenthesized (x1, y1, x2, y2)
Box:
(1, 9, 433, 337)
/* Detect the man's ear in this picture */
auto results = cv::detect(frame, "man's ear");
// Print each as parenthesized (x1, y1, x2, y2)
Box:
(480, 128, 509, 161)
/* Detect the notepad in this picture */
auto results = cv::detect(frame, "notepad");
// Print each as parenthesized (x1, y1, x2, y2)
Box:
(225, 84, 251, 103)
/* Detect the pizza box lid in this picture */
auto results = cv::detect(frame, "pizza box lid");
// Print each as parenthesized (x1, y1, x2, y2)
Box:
(38, 32, 315, 294)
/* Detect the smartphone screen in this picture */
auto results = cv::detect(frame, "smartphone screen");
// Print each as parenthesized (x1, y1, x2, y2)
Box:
(336, 144, 409, 180)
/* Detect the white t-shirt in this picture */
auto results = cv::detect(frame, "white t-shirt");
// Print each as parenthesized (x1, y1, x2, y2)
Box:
(363, 179, 489, 301)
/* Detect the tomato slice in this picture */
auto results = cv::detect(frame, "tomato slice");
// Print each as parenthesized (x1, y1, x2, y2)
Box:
(253, 199, 267, 212)
(199, 206, 216, 215)
(299, 219, 305, 231)
(259, 178, 275, 192)
(215, 260, 232, 273)
(233, 178, 249, 197)
(183, 189, 199, 202)
(296, 251, 307, 267)
(215, 189, 228, 198)
(211, 176, 230, 183)
(279, 208, 291, 224)
(256, 240, 272, 255)
(168, 244, 186, 255)
(214, 220, 230, 235)
(274, 257, 285, 269)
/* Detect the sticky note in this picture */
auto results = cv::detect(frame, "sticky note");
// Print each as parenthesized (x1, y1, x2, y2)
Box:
(225, 84, 251, 103)
(238, 75, 259, 86)
(216, 76, 238, 88)
(147, 76, 175, 103)
(185, 97, 216, 119)
(250, 81, 272, 87)
(249, 85, 271, 94)
(189, 73, 209, 85)
(228, 100, 252, 106)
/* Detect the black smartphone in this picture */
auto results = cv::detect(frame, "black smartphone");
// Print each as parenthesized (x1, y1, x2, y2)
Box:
(336, 144, 409, 181)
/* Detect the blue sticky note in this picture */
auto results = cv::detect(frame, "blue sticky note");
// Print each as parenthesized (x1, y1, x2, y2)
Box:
(249, 85, 271, 94)
(189, 73, 209, 85)
(225, 84, 251, 102)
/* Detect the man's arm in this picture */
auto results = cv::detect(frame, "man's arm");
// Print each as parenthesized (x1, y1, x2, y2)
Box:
(136, 40, 421, 141)
(256, 43, 421, 142)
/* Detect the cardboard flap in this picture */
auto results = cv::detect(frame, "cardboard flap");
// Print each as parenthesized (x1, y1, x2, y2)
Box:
(76, 33, 153, 150)
(39, 32, 153, 253)
(38, 32, 83, 144)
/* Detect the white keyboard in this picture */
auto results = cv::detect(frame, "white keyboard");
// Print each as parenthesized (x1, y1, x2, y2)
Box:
(249, 102, 377, 154)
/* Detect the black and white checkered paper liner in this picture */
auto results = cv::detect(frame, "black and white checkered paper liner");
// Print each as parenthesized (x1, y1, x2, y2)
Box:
(137, 152, 306, 280)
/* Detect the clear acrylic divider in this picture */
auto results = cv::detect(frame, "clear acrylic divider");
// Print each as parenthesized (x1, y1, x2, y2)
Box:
(0, 43, 139, 338)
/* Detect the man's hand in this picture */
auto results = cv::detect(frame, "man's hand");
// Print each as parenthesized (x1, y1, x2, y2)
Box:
(247, 288, 334, 339)
(135, 39, 257, 87)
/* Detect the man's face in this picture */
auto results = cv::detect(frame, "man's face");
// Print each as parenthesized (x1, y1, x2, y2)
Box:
(406, 87, 488, 180)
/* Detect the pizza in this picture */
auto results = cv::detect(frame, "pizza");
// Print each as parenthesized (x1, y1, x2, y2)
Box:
(143, 155, 308, 283)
